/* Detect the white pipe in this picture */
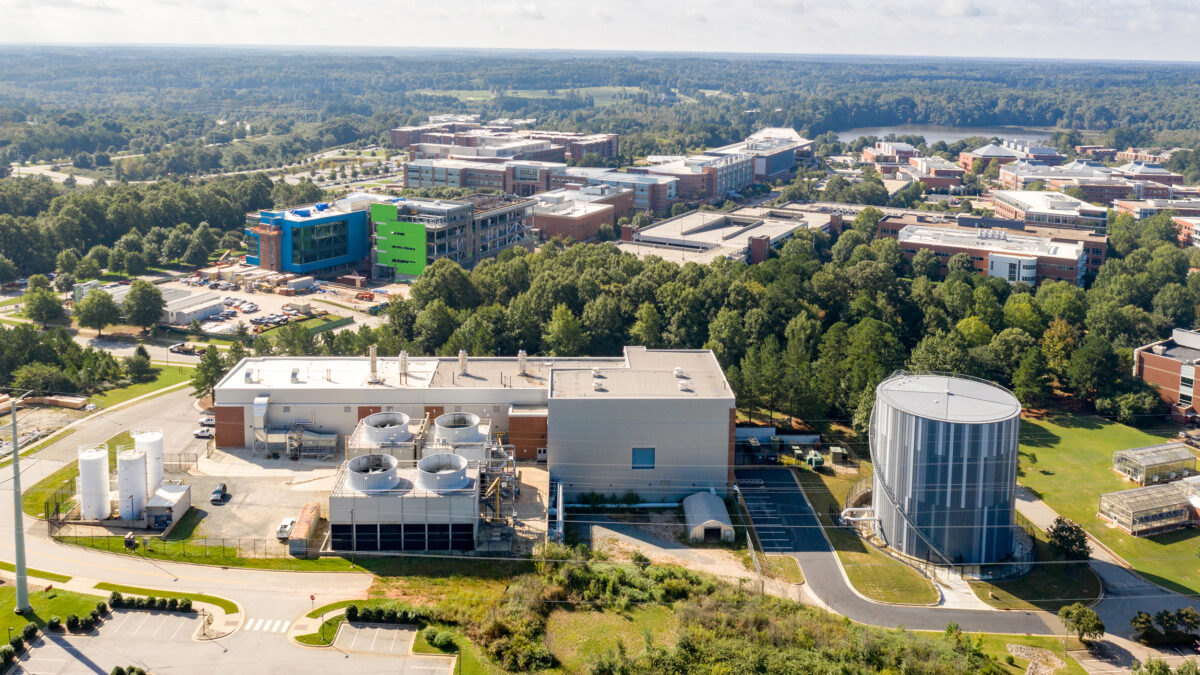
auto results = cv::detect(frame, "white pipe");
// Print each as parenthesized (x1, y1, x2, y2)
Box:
(840, 506, 879, 523)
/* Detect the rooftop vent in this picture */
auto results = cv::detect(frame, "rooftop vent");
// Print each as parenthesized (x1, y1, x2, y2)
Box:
(368, 345, 381, 384)
(591, 367, 604, 379)
(290, 368, 300, 384)
(593, 379, 605, 392)
(678, 380, 693, 392)
(458, 349, 468, 375)
(517, 350, 527, 375)
(244, 370, 253, 384)
(674, 366, 686, 379)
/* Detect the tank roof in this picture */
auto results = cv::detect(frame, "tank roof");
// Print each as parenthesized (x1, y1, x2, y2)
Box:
(876, 372, 1020, 424)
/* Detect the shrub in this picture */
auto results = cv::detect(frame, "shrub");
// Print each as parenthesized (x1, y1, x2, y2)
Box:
(630, 551, 651, 570)
(90, 610, 101, 623)
(8, 637, 22, 653)
(422, 626, 438, 642)
(430, 630, 455, 650)
(109, 591, 123, 608)
(145, 596, 156, 609)
(21, 623, 36, 641)
(66, 614, 79, 631)
(1005, 655, 1016, 665)
(345, 604, 359, 622)
(0, 645, 13, 667)
(47, 616, 61, 631)
(80, 616, 95, 631)
(156, 597, 168, 610)
(111, 667, 127, 675)
(96, 601, 108, 615)
(179, 599, 192, 613)
(383, 608, 398, 624)
(167, 598, 179, 611)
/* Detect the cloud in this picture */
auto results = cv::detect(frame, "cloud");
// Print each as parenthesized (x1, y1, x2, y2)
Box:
(516, 3, 545, 19)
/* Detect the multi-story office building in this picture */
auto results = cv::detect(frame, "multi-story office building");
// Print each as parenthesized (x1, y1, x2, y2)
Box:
(1076, 145, 1118, 160)
(1175, 217, 1200, 248)
(244, 194, 375, 276)
(1115, 198, 1200, 219)
(1116, 147, 1183, 164)
(1114, 162, 1185, 186)
(990, 191, 1108, 230)
(1001, 139, 1066, 165)
(639, 154, 754, 203)
(402, 158, 565, 197)
(901, 156, 964, 188)
(957, 142, 1026, 171)
(1134, 328, 1200, 422)
(549, 168, 678, 214)
(369, 195, 534, 281)
(532, 184, 634, 242)
(862, 141, 919, 165)
(895, 223, 1086, 285)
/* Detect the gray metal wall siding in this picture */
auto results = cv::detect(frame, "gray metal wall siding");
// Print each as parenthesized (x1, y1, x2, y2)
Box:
(873, 403, 1018, 565)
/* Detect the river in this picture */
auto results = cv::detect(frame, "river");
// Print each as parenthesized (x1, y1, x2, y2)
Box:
(834, 124, 1054, 145)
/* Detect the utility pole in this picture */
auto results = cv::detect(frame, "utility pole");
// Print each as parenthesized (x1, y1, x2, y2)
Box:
(10, 393, 30, 614)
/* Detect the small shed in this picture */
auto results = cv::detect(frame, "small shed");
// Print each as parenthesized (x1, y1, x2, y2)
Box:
(146, 484, 191, 531)
(683, 491, 735, 543)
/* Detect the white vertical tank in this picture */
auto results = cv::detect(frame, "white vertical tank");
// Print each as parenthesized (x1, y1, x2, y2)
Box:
(117, 448, 148, 520)
(132, 427, 164, 495)
(77, 444, 111, 520)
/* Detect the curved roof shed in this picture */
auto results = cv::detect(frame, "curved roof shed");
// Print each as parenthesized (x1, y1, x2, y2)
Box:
(683, 491, 735, 543)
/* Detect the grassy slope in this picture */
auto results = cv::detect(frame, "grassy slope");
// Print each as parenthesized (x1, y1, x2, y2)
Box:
(545, 606, 677, 673)
(797, 465, 939, 605)
(1017, 415, 1200, 596)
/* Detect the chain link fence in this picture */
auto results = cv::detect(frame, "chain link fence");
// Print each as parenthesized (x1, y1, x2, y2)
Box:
(53, 533, 291, 559)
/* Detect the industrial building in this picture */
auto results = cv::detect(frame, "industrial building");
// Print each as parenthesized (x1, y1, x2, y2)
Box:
(613, 207, 833, 265)
(212, 346, 735, 502)
(1113, 443, 1197, 485)
(1133, 328, 1200, 422)
(867, 372, 1021, 567)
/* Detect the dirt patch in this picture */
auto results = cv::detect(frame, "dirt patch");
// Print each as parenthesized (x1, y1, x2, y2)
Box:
(605, 512, 685, 542)
(1007, 643, 1066, 675)
(0, 406, 88, 444)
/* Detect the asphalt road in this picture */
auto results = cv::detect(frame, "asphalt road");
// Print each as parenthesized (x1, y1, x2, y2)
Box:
(735, 467, 1062, 634)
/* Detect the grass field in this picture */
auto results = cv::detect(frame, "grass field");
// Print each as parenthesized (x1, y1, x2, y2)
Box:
(972, 633, 1086, 675)
(23, 430, 131, 517)
(93, 582, 238, 614)
(764, 554, 805, 584)
(89, 365, 193, 408)
(969, 534, 1101, 612)
(0, 586, 102, 636)
(0, 561, 72, 583)
(796, 465, 940, 605)
(545, 606, 678, 673)
(1017, 414, 1200, 596)
(0, 295, 25, 307)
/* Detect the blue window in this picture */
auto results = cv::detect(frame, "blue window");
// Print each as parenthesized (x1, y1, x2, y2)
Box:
(632, 447, 655, 470)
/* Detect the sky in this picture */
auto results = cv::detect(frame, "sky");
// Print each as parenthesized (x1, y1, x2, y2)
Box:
(3, 0, 1200, 62)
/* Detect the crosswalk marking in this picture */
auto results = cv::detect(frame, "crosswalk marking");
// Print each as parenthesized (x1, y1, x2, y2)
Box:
(244, 618, 291, 633)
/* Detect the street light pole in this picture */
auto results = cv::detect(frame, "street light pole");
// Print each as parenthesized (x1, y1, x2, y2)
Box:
(10, 394, 31, 614)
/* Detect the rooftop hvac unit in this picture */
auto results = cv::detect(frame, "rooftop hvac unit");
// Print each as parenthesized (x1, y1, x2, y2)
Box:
(433, 412, 483, 444)
(290, 368, 300, 383)
(244, 370, 253, 384)
(591, 367, 603, 378)
(674, 366, 686, 378)
(593, 379, 605, 392)
(678, 381, 693, 392)
(346, 453, 400, 492)
(417, 453, 470, 493)
(362, 412, 413, 444)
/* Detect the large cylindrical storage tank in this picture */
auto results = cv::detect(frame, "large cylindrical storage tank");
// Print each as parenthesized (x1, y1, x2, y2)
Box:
(132, 427, 164, 495)
(870, 372, 1021, 566)
(432, 413, 483, 444)
(77, 444, 111, 520)
(117, 448, 148, 520)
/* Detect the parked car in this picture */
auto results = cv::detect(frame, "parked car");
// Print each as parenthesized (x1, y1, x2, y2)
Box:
(210, 483, 227, 504)
(168, 343, 188, 354)
(276, 518, 297, 540)
(193, 428, 214, 439)
(199, 416, 215, 427)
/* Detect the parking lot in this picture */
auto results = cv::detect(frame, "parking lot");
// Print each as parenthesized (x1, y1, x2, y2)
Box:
(12, 611, 198, 674)
(157, 280, 387, 333)
(334, 624, 457, 673)
(180, 470, 332, 553)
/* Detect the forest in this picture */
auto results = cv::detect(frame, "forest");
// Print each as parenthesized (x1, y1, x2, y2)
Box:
(6, 48, 1200, 178)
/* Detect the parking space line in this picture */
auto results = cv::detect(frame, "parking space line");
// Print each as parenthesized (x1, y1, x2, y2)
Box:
(132, 614, 151, 637)
(109, 612, 132, 635)
(350, 627, 362, 649)
(370, 627, 380, 650)
(171, 619, 188, 640)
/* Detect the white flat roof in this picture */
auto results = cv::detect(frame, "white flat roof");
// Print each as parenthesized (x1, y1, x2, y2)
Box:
(898, 225, 1083, 260)
(877, 373, 1021, 424)
(217, 348, 731, 400)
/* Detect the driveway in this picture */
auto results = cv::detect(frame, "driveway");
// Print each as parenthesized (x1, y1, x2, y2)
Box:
(734, 467, 1062, 634)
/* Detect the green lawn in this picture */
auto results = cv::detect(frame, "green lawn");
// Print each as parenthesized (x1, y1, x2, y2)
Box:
(294, 614, 344, 645)
(0, 586, 102, 636)
(24, 431, 131, 517)
(971, 633, 1087, 675)
(796, 465, 940, 605)
(1017, 415, 1200, 596)
(93, 582, 238, 614)
(545, 606, 677, 673)
(89, 365, 194, 408)
(0, 561, 72, 583)
(764, 554, 805, 584)
(969, 535, 1101, 613)
(0, 295, 25, 307)
(412, 624, 495, 675)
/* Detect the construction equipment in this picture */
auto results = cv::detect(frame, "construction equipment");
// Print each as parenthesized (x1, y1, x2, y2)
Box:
(355, 291, 375, 301)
